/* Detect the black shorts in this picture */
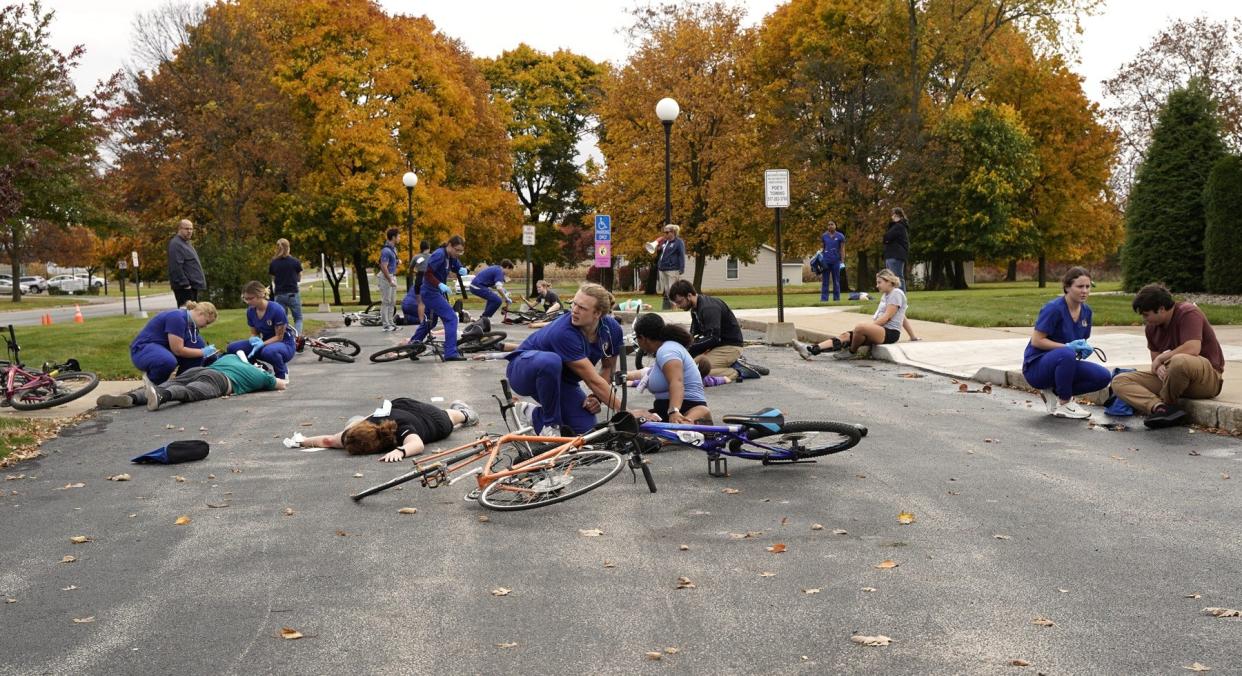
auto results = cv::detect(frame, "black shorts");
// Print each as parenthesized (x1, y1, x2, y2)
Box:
(413, 272, 424, 295)
(652, 398, 708, 422)
(882, 328, 900, 344)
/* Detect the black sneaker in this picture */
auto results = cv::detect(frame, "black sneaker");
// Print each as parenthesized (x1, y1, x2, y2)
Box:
(738, 356, 769, 376)
(443, 355, 467, 362)
(295, 336, 306, 353)
(96, 393, 134, 409)
(732, 361, 762, 380)
(1143, 405, 1188, 429)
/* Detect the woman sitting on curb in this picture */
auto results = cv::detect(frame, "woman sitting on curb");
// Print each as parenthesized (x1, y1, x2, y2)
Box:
(793, 268, 918, 360)
(287, 398, 478, 463)
(1020, 267, 1111, 419)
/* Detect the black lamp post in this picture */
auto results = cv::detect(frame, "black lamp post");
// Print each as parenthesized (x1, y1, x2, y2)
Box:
(655, 97, 680, 307)
(402, 170, 417, 291)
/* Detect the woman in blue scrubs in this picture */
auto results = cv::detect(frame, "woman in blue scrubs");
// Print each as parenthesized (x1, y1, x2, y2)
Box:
(505, 283, 624, 435)
(1022, 266, 1111, 419)
(226, 281, 296, 379)
(469, 259, 515, 318)
(130, 301, 219, 385)
(409, 235, 467, 361)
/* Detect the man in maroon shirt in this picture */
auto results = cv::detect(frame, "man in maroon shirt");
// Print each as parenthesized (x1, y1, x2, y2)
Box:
(1111, 284, 1224, 428)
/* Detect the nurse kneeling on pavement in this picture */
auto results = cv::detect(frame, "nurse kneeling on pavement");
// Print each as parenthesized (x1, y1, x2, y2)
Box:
(225, 280, 296, 379)
(1021, 266, 1111, 419)
(506, 282, 624, 435)
(130, 301, 219, 385)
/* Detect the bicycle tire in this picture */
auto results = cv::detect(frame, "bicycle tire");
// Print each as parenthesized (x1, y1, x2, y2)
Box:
(319, 336, 361, 357)
(313, 346, 355, 363)
(477, 449, 624, 511)
(458, 331, 507, 354)
(748, 421, 862, 458)
(10, 370, 100, 411)
(369, 343, 426, 363)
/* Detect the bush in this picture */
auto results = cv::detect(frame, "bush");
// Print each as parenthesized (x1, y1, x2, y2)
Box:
(1122, 83, 1225, 291)
(1204, 154, 1242, 293)
(195, 235, 270, 309)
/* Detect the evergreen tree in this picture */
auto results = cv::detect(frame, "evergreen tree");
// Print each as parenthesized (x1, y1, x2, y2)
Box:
(1121, 82, 1225, 291)
(1203, 154, 1242, 293)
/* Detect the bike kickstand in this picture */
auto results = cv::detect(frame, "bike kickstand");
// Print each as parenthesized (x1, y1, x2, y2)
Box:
(707, 454, 728, 478)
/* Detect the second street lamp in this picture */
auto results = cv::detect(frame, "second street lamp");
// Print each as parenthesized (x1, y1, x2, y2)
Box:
(655, 97, 680, 308)
(402, 170, 418, 291)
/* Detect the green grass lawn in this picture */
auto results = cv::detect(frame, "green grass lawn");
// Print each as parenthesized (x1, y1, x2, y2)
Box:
(0, 416, 39, 464)
(7, 311, 324, 380)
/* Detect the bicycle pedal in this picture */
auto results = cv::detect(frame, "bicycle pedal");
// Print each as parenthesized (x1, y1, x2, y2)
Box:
(707, 456, 728, 478)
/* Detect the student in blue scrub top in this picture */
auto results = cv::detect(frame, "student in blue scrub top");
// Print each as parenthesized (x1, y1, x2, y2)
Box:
(129, 301, 220, 385)
(819, 220, 846, 302)
(409, 235, 468, 361)
(506, 283, 625, 435)
(225, 280, 297, 379)
(469, 259, 515, 318)
(1022, 266, 1111, 420)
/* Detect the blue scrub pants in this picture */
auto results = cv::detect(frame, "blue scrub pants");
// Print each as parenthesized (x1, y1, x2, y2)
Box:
(506, 351, 597, 434)
(470, 286, 504, 318)
(411, 292, 459, 357)
(226, 339, 296, 378)
(820, 262, 842, 301)
(132, 343, 202, 385)
(401, 296, 419, 324)
(1022, 347, 1111, 402)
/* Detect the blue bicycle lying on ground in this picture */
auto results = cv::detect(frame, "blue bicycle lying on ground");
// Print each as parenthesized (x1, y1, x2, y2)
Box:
(634, 409, 867, 477)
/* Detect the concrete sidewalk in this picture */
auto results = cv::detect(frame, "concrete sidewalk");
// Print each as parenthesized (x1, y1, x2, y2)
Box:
(655, 305, 1242, 431)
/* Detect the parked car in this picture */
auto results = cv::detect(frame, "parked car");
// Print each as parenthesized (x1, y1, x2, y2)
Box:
(48, 275, 88, 293)
(0, 278, 31, 295)
(75, 274, 105, 289)
(20, 276, 48, 293)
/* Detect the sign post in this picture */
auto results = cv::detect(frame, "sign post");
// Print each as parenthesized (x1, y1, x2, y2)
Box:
(522, 225, 536, 298)
(764, 170, 790, 323)
(593, 215, 612, 291)
(118, 259, 128, 315)
(132, 250, 143, 314)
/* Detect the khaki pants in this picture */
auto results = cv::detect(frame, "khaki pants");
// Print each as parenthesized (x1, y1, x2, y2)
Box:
(1110, 354, 1223, 414)
(657, 270, 680, 294)
(695, 344, 743, 379)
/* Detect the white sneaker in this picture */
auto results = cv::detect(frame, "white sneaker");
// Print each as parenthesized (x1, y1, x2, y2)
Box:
(1039, 389, 1058, 415)
(514, 401, 539, 429)
(449, 400, 479, 427)
(1053, 401, 1091, 419)
(792, 341, 813, 361)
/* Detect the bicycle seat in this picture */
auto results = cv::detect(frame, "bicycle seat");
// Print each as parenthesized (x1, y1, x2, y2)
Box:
(721, 408, 784, 433)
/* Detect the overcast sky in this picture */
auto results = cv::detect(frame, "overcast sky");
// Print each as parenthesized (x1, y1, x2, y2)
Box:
(40, 0, 1239, 105)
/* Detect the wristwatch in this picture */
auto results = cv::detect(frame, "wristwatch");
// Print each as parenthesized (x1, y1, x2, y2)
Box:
(668, 407, 681, 416)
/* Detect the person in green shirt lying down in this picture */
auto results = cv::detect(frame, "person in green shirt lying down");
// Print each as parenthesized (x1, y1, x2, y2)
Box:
(95, 353, 285, 411)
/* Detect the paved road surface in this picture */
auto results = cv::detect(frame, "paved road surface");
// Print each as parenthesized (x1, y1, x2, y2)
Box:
(1, 321, 1238, 674)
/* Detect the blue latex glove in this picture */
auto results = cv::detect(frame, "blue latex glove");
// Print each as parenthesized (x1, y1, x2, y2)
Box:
(1066, 338, 1093, 359)
(248, 336, 264, 357)
(438, 282, 451, 295)
(458, 266, 468, 277)
(839, 262, 846, 270)
(201, 344, 218, 358)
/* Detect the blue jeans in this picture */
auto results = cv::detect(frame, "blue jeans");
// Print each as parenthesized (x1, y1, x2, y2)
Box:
(505, 351, 597, 434)
(131, 343, 203, 384)
(820, 262, 842, 301)
(1022, 348, 1111, 402)
(274, 292, 303, 334)
(884, 258, 905, 287)
(470, 286, 505, 318)
(411, 292, 459, 357)
(226, 339, 296, 378)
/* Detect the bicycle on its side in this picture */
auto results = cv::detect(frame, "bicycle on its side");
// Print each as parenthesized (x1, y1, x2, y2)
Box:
(0, 324, 99, 410)
(292, 327, 362, 363)
(635, 410, 867, 477)
(368, 314, 506, 363)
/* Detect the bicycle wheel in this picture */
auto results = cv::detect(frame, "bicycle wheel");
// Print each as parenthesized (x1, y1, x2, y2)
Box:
(369, 342, 426, 363)
(748, 421, 861, 458)
(458, 331, 507, 353)
(314, 337, 361, 363)
(319, 336, 361, 356)
(10, 371, 100, 411)
(478, 449, 624, 511)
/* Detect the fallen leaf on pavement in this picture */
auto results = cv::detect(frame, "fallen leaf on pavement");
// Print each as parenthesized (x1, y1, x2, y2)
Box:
(3, 474, 24, 480)
(5, 598, 15, 603)
(1183, 663, 1211, 672)
(1011, 659, 1031, 667)
(1203, 607, 1241, 618)
(721, 488, 740, 494)
(645, 652, 663, 660)
(729, 531, 763, 539)
(802, 588, 821, 594)
(898, 372, 924, 379)
(1223, 473, 1231, 480)
(174, 516, 191, 526)
(664, 647, 679, 655)
(478, 515, 490, 523)
(335, 530, 347, 536)
(1032, 617, 1055, 627)
(283, 508, 295, 516)
(811, 523, 824, 530)
(758, 572, 776, 577)
(279, 627, 303, 640)
(579, 528, 604, 537)
(61, 555, 76, 563)
(851, 634, 892, 647)
(958, 383, 968, 392)
(982, 384, 993, 394)
(397, 507, 418, 514)
(206, 501, 230, 508)
(72, 616, 95, 624)
(832, 529, 848, 535)
(678, 544, 689, 551)
(300, 422, 313, 427)
(69, 536, 91, 544)
(767, 543, 787, 553)
(1058, 589, 1069, 593)
(862, 587, 877, 592)
(994, 534, 1012, 540)
(1185, 593, 1201, 599)
(58, 482, 85, 490)
(173, 476, 186, 483)
(496, 642, 518, 649)
(352, 473, 363, 478)
(207, 473, 215, 479)
(984, 438, 997, 443)
(874, 560, 898, 569)
(107, 474, 130, 482)
(61, 585, 77, 591)
(603, 560, 616, 568)
(897, 512, 915, 525)
(675, 576, 696, 589)
(491, 587, 512, 596)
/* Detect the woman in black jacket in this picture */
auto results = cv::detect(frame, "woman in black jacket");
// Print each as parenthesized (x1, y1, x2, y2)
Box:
(883, 207, 910, 287)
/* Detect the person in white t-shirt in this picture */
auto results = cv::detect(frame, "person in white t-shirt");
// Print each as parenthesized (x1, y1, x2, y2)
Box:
(794, 268, 918, 359)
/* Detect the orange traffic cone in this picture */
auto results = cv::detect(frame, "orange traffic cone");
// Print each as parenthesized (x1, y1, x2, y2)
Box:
(73, 304, 84, 324)
(42, 312, 51, 326)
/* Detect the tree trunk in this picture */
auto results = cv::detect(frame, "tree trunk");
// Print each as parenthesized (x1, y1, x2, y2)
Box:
(856, 250, 871, 291)
(643, 254, 659, 295)
(927, 254, 945, 290)
(1037, 253, 1047, 288)
(532, 261, 546, 288)
(952, 260, 968, 289)
(8, 227, 20, 302)
(692, 252, 705, 291)
(1006, 259, 1017, 282)
(323, 252, 344, 305)
(351, 249, 372, 306)
(840, 264, 851, 293)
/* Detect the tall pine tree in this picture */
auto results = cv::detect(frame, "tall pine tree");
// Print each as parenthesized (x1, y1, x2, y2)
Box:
(1203, 154, 1242, 293)
(1121, 82, 1224, 291)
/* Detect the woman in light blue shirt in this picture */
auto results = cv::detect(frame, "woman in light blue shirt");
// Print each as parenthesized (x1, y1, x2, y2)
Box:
(629, 313, 710, 424)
